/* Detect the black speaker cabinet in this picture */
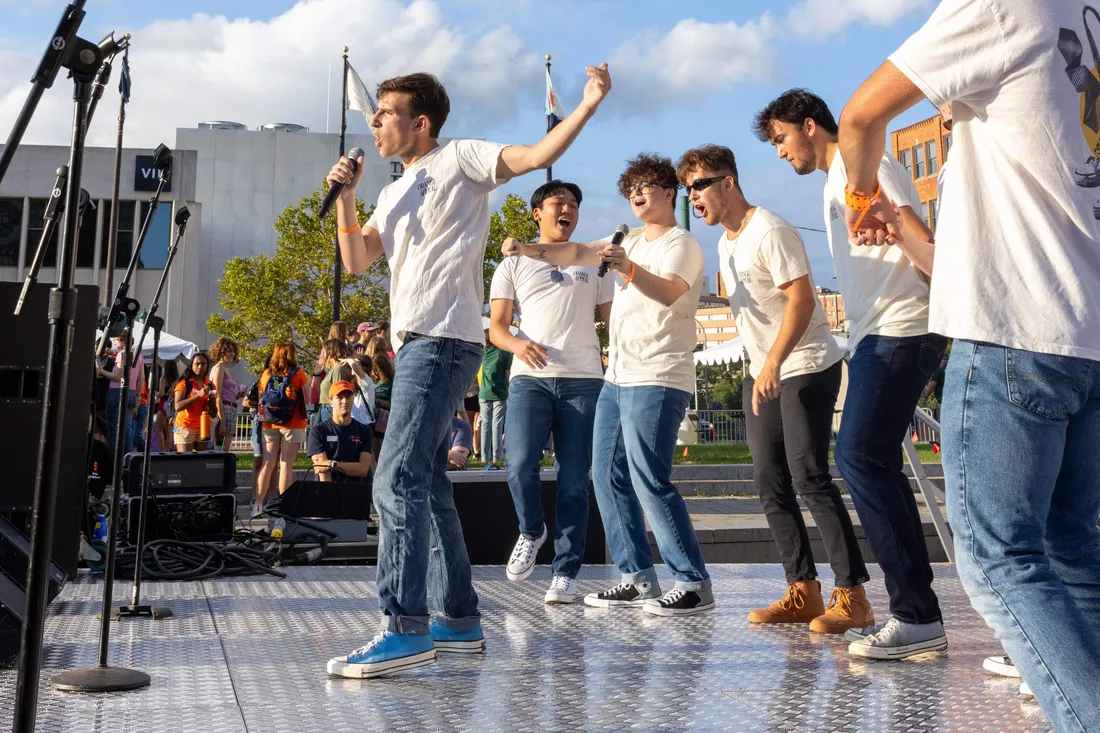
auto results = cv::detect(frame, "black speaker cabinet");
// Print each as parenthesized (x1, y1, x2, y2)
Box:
(0, 514, 67, 667)
(122, 451, 238, 495)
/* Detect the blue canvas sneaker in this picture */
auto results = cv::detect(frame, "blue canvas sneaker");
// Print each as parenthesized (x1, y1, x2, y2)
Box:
(429, 619, 486, 653)
(327, 631, 436, 679)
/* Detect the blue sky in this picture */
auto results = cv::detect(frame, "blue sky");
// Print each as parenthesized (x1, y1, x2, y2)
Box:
(0, 0, 943, 288)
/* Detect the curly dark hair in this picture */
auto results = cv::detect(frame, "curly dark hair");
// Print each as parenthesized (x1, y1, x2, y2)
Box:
(377, 72, 451, 138)
(617, 153, 679, 206)
(207, 337, 239, 364)
(752, 88, 838, 143)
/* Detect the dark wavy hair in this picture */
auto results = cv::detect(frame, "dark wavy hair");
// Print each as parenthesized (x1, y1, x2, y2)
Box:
(376, 72, 451, 138)
(676, 145, 740, 188)
(617, 153, 679, 208)
(752, 88, 838, 142)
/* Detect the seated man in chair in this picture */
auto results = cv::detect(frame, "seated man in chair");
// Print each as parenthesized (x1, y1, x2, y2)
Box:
(308, 381, 374, 483)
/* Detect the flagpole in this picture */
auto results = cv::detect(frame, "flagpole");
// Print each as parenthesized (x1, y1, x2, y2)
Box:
(545, 54, 552, 183)
(333, 46, 348, 323)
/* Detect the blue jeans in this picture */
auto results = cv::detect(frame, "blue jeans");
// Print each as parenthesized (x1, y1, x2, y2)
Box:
(131, 402, 148, 454)
(592, 383, 709, 590)
(505, 376, 603, 578)
(943, 340, 1100, 733)
(834, 333, 947, 624)
(479, 398, 506, 462)
(374, 334, 483, 636)
(105, 388, 135, 458)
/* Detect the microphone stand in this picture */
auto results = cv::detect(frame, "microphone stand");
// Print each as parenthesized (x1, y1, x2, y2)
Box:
(50, 299, 151, 695)
(14, 167, 69, 315)
(132, 206, 189, 363)
(112, 314, 171, 620)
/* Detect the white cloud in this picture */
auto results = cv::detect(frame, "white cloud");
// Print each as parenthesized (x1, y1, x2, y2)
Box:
(785, 0, 933, 39)
(607, 16, 776, 111)
(0, 0, 541, 148)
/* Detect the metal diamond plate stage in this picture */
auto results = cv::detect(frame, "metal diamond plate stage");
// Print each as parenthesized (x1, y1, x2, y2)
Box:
(1, 564, 1052, 732)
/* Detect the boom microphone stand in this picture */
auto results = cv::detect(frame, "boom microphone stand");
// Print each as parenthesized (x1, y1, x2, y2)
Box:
(133, 206, 189, 362)
(14, 166, 69, 315)
(49, 298, 151, 694)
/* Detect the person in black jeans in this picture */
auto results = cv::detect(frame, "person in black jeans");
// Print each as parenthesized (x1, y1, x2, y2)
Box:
(307, 380, 374, 483)
(676, 144, 872, 634)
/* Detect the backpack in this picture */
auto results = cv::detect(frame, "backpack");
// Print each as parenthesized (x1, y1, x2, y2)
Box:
(260, 366, 302, 426)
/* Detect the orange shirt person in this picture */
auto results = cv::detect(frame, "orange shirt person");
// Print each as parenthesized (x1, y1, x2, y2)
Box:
(174, 353, 215, 452)
(256, 342, 309, 501)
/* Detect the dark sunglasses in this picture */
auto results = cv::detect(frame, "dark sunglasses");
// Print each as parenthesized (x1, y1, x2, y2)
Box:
(684, 175, 729, 192)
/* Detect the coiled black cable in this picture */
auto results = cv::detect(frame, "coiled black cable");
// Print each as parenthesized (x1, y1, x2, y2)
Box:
(113, 538, 287, 581)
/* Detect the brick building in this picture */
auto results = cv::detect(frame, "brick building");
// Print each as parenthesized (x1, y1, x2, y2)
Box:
(697, 273, 848, 346)
(889, 111, 952, 231)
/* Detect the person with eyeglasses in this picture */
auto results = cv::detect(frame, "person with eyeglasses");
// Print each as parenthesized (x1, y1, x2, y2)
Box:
(752, 89, 947, 661)
(503, 153, 713, 616)
(677, 144, 875, 637)
(488, 180, 614, 604)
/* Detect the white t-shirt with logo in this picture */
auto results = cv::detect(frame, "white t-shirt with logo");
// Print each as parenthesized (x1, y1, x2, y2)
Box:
(366, 139, 506, 349)
(720, 208, 843, 380)
(825, 151, 930, 351)
(605, 226, 703, 393)
(891, 0, 1100, 361)
(490, 257, 613, 380)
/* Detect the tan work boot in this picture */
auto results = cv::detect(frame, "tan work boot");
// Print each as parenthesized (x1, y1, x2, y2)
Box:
(809, 585, 875, 634)
(747, 580, 825, 624)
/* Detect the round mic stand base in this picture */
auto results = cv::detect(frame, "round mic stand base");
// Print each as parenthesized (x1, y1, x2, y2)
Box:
(111, 605, 173, 620)
(49, 666, 151, 693)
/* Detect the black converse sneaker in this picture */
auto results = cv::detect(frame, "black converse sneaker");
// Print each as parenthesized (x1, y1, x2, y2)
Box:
(642, 588, 716, 616)
(583, 580, 661, 608)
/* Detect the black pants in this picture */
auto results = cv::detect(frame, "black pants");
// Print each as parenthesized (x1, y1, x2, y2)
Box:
(743, 360, 869, 588)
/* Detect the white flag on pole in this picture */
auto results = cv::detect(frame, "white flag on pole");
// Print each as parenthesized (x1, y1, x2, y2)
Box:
(347, 62, 377, 121)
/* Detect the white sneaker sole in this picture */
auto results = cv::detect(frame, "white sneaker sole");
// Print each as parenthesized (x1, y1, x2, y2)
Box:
(848, 635, 948, 660)
(505, 531, 547, 582)
(1020, 681, 1033, 697)
(433, 638, 485, 654)
(844, 627, 873, 643)
(983, 656, 1020, 678)
(583, 595, 652, 608)
(326, 649, 436, 679)
(544, 591, 577, 604)
(643, 601, 716, 617)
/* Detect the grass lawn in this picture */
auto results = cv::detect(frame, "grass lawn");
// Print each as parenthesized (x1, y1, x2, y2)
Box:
(235, 442, 941, 469)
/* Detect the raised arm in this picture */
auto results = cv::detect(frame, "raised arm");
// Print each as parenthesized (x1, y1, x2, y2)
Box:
(502, 237, 605, 268)
(327, 154, 386, 273)
(497, 64, 611, 179)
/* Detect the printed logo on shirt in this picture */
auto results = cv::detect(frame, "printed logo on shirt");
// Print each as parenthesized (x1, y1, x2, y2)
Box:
(417, 178, 438, 197)
(830, 202, 839, 222)
(1058, 7, 1100, 211)
(738, 270, 752, 284)
(575, 271, 590, 284)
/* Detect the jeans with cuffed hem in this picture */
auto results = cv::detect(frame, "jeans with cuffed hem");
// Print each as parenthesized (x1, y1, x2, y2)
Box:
(505, 376, 602, 579)
(374, 334, 483, 635)
(592, 382, 709, 592)
(943, 340, 1100, 733)
(834, 332, 947, 624)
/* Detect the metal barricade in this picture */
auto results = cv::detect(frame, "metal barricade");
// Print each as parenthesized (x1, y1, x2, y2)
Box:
(230, 412, 254, 452)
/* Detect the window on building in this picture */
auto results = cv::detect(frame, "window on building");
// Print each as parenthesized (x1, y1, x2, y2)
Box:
(137, 201, 172, 269)
(929, 199, 939, 232)
(24, 197, 97, 268)
(0, 198, 22, 267)
(900, 148, 912, 177)
(99, 200, 136, 269)
(942, 133, 951, 160)
(926, 141, 938, 176)
(914, 145, 926, 178)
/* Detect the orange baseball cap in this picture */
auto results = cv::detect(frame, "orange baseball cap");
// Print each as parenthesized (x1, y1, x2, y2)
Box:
(328, 380, 356, 399)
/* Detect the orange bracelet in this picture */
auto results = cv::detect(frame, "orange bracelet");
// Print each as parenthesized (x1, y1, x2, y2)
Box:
(620, 261, 637, 291)
(844, 184, 882, 231)
(339, 223, 361, 235)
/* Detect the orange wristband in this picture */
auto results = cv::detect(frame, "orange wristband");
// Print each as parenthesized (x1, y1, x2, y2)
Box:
(844, 184, 881, 231)
(620, 261, 637, 291)
(339, 223, 361, 235)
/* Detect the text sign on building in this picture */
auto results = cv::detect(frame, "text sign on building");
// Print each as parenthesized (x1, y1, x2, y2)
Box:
(134, 155, 172, 192)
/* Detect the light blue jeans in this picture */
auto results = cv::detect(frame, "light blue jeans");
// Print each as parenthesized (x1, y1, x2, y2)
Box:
(479, 398, 507, 463)
(942, 340, 1100, 733)
(374, 334, 484, 636)
(592, 383, 709, 591)
(505, 376, 603, 578)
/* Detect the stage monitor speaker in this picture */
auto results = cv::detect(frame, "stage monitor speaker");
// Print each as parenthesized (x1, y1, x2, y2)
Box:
(122, 451, 237, 495)
(0, 514, 68, 668)
(0, 282, 99, 579)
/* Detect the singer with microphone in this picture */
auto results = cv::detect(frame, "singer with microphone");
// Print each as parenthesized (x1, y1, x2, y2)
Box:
(324, 65, 612, 679)
(488, 180, 613, 604)
(503, 153, 714, 617)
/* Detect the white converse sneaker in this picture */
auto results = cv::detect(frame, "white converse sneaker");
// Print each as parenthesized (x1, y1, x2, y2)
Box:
(544, 576, 577, 604)
(1019, 681, 1033, 697)
(983, 655, 1020, 678)
(505, 525, 547, 581)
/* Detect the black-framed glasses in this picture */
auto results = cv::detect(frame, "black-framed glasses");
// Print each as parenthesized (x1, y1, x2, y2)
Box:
(549, 268, 565, 284)
(626, 183, 661, 197)
(684, 175, 729, 192)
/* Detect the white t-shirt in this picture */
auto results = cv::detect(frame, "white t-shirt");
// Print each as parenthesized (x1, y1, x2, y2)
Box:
(605, 226, 703, 393)
(721, 208, 842, 380)
(891, 0, 1100, 361)
(824, 151, 930, 351)
(366, 139, 507, 349)
(489, 257, 613, 380)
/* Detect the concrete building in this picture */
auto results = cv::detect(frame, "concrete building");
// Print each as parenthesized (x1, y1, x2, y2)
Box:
(889, 112, 952, 231)
(0, 125, 399, 349)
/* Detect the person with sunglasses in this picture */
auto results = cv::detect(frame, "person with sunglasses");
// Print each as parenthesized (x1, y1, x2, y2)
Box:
(752, 90, 947, 661)
(503, 154, 713, 616)
(488, 180, 614, 604)
(677, 144, 875, 636)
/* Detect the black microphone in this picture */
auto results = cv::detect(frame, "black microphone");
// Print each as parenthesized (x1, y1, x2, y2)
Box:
(319, 147, 364, 219)
(598, 224, 630, 277)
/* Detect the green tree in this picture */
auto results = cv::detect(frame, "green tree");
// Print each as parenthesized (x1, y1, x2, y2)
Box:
(485, 193, 539, 304)
(208, 185, 390, 373)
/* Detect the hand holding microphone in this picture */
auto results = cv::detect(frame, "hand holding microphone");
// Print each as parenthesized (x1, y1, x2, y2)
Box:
(598, 224, 630, 277)
(320, 147, 365, 218)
